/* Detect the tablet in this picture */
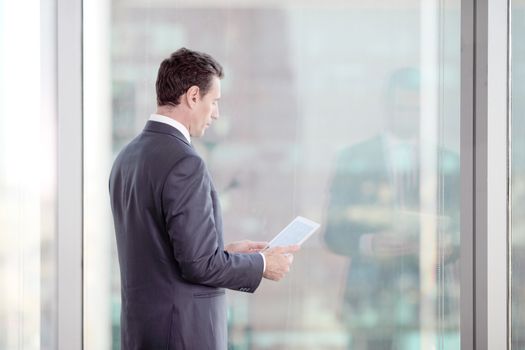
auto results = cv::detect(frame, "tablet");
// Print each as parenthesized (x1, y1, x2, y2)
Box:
(266, 216, 320, 249)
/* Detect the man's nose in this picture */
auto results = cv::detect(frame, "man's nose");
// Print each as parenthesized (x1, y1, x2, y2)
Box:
(212, 106, 220, 120)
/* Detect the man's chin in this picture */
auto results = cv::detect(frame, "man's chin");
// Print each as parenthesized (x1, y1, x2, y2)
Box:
(200, 125, 212, 136)
(189, 129, 206, 138)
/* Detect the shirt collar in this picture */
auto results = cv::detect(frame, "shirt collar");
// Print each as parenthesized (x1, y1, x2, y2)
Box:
(149, 114, 191, 144)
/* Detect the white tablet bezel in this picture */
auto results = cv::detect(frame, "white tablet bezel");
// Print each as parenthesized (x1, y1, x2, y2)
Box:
(266, 216, 320, 249)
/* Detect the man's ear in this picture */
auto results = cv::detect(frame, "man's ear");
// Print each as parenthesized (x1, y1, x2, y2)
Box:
(186, 85, 200, 109)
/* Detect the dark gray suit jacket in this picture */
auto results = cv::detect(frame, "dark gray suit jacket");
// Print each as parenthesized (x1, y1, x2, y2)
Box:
(109, 121, 264, 350)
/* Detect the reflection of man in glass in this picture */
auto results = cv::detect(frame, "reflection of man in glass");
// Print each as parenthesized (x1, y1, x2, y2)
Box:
(324, 68, 460, 349)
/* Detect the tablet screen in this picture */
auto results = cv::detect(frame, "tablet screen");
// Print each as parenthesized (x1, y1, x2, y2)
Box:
(267, 216, 320, 248)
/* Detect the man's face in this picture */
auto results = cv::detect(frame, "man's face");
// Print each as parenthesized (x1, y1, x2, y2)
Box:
(190, 76, 221, 137)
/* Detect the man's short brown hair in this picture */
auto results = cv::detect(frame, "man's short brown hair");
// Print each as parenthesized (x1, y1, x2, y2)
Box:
(155, 48, 224, 107)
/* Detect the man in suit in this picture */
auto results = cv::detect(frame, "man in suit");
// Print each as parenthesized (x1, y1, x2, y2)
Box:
(109, 48, 299, 350)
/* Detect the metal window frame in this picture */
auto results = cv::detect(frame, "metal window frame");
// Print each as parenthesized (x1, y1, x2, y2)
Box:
(461, 0, 511, 349)
(57, 0, 83, 348)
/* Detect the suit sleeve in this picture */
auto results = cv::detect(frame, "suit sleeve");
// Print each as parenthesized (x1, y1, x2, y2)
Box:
(162, 155, 264, 293)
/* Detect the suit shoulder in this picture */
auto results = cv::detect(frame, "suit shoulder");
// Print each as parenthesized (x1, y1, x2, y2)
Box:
(170, 154, 206, 174)
(136, 130, 198, 165)
(162, 153, 209, 190)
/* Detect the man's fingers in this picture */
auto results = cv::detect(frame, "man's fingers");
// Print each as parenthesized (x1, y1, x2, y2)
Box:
(271, 244, 300, 254)
(249, 241, 269, 250)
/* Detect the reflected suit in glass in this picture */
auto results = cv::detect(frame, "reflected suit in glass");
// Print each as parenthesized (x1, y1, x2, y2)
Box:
(324, 134, 460, 349)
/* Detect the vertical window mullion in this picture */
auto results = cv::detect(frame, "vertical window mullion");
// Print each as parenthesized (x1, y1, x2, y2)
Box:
(57, 0, 83, 348)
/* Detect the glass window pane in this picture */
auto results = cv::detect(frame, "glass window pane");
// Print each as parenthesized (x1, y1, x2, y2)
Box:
(84, 1, 461, 349)
(0, 0, 58, 348)
(511, 0, 525, 348)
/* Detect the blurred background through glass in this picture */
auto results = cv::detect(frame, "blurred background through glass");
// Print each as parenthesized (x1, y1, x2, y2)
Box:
(83, 1, 461, 349)
(511, 0, 525, 348)
(0, 0, 58, 349)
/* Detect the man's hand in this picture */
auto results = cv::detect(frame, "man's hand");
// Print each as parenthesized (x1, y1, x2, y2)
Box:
(262, 245, 300, 281)
(225, 240, 268, 254)
(362, 232, 455, 260)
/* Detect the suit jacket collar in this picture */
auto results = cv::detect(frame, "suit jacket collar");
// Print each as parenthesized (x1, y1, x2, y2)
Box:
(143, 120, 192, 146)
